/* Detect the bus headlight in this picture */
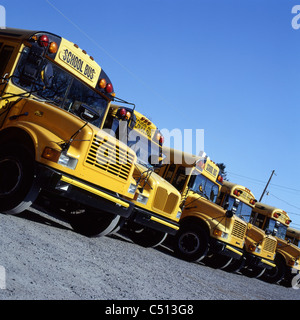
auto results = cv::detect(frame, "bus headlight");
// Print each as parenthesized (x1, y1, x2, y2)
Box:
(176, 211, 182, 219)
(213, 229, 228, 239)
(42, 147, 78, 169)
(136, 194, 149, 205)
(58, 151, 78, 170)
(127, 183, 137, 195)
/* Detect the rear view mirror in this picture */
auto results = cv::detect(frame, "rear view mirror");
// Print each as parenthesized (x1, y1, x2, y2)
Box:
(77, 104, 100, 122)
(41, 63, 53, 88)
(19, 46, 44, 86)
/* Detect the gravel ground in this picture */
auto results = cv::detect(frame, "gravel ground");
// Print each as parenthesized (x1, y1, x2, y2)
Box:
(0, 207, 299, 301)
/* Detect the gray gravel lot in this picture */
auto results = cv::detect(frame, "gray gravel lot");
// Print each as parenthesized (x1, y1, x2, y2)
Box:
(0, 208, 299, 301)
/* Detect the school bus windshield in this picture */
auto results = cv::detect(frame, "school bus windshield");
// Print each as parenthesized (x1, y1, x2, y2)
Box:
(267, 219, 287, 240)
(227, 196, 252, 223)
(189, 173, 219, 203)
(13, 47, 108, 127)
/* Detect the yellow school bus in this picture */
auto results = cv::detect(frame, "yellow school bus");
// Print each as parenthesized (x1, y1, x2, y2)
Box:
(252, 203, 300, 284)
(156, 147, 248, 267)
(286, 227, 300, 247)
(103, 104, 181, 247)
(217, 181, 277, 277)
(0, 28, 139, 236)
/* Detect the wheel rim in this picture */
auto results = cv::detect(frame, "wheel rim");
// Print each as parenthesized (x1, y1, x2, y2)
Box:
(178, 231, 200, 254)
(0, 158, 22, 196)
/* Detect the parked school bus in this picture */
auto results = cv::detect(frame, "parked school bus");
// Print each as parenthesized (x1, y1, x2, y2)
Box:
(156, 147, 248, 267)
(0, 28, 139, 236)
(286, 227, 300, 248)
(252, 203, 300, 283)
(217, 181, 277, 277)
(103, 104, 181, 247)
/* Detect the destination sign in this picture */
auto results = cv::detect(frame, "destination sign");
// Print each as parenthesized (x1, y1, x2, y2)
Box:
(134, 118, 152, 139)
(58, 44, 100, 85)
(204, 162, 218, 178)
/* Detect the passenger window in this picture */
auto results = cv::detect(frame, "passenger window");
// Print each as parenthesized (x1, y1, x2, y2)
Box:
(165, 164, 176, 182)
(0, 45, 14, 77)
(172, 166, 187, 192)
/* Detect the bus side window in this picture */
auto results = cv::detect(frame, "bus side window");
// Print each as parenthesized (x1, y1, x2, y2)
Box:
(172, 166, 187, 192)
(165, 164, 176, 182)
(0, 45, 14, 78)
(251, 213, 265, 229)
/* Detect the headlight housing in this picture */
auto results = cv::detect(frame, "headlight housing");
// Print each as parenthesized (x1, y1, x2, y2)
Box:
(213, 229, 229, 239)
(58, 151, 78, 170)
(136, 194, 149, 205)
(42, 147, 78, 170)
(127, 183, 137, 195)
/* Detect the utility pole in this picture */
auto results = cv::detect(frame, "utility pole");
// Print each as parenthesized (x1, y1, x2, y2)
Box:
(259, 170, 275, 202)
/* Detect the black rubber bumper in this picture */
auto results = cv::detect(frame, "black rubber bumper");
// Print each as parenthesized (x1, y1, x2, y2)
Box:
(209, 238, 244, 260)
(132, 206, 180, 236)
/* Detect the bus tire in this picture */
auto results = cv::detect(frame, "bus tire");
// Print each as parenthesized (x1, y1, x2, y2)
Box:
(69, 209, 121, 237)
(261, 255, 286, 284)
(0, 144, 39, 214)
(127, 227, 167, 248)
(174, 223, 209, 262)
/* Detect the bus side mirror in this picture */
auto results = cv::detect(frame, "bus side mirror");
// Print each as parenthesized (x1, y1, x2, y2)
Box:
(41, 63, 53, 88)
(265, 229, 272, 235)
(225, 210, 234, 218)
(77, 104, 100, 122)
(148, 155, 163, 168)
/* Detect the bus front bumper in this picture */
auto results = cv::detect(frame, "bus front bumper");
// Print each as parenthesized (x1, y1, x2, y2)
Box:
(35, 163, 134, 218)
(130, 206, 180, 236)
(245, 253, 276, 270)
(209, 239, 244, 260)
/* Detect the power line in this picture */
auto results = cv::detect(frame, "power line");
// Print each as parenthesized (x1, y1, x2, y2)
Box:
(269, 193, 300, 212)
(227, 171, 300, 193)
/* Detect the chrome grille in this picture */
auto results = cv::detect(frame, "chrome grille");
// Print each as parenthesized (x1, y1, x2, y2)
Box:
(263, 237, 277, 253)
(85, 135, 134, 180)
(232, 220, 247, 240)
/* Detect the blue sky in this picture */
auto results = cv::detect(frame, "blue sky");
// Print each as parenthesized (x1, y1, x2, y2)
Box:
(2, 0, 300, 228)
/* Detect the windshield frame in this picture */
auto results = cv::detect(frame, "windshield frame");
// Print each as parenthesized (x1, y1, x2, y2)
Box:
(267, 218, 288, 240)
(12, 46, 109, 128)
(188, 172, 219, 203)
(226, 196, 252, 222)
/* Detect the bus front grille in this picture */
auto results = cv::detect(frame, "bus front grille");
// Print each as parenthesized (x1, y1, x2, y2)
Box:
(85, 135, 134, 180)
(232, 220, 247, 240)
(263, 237, 277, 253)
(153, 187, 179, 214)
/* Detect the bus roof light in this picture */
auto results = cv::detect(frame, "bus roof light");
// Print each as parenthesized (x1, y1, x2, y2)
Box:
(119, 108, 127, 119)
(38, 35, 49, 47)
(48, 42, 58, 54)
(99, 78, 107, 89)
(105, 83, 113, 93)
(234, 189, 240, 196)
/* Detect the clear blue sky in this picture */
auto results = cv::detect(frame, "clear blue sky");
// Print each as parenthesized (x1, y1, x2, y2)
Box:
(2, 0, 300, 228)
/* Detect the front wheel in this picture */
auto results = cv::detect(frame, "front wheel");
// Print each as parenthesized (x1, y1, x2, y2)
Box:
(127, 226, 167, 248)
(0, 144, 39, 214)
(69, 209, 121, 237)
(174, 223, 209, 262)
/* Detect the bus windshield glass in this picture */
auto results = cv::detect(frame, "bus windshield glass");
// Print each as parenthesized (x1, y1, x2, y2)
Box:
(268, 219, 287, 240)
(13, 47, 108, 127)
(227, 196, 252, 222)
(189, 173, 219, 203)
(109, 118, 160, 167)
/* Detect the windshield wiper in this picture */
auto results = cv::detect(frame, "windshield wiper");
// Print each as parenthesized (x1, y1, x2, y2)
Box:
(57, 122, 89, 151)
